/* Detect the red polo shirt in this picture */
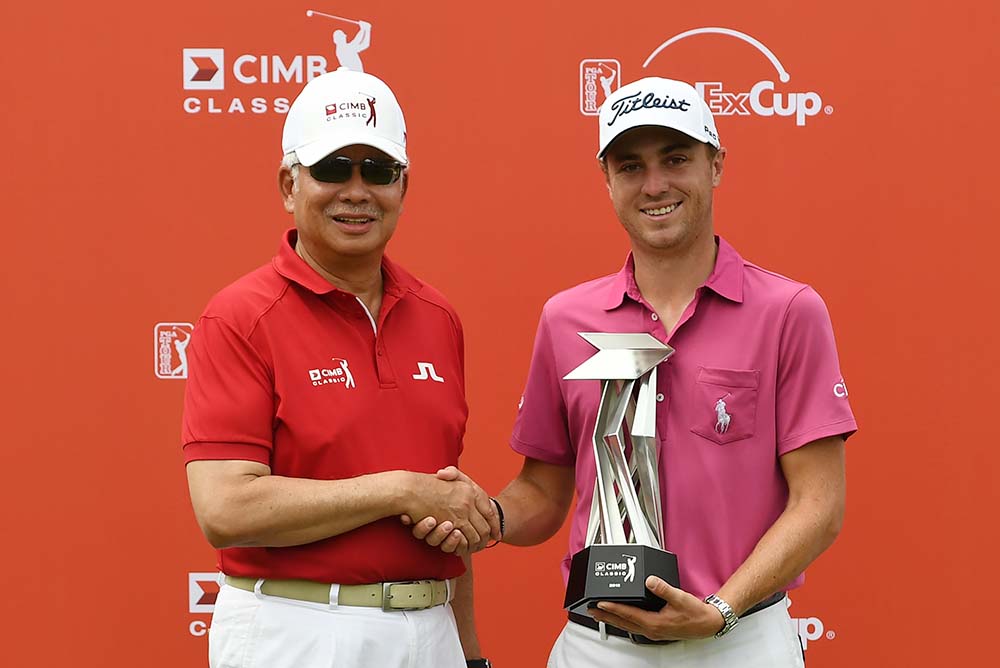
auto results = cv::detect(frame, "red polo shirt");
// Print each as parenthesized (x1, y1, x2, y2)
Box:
(182, 229, 467, 584)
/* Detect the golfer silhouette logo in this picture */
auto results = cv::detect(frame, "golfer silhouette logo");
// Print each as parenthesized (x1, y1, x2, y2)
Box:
(599, 64, 617, 100)
(305, 10, 371, 72)
(622, 554, 637, 583)
(366, 97, 377, 127)
(172, 329, 191, 377)
(332, 358, 356, 389)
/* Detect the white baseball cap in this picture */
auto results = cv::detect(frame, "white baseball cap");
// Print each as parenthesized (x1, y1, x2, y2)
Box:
(282, 67, 408, 166)
(597, 77, 720, 158)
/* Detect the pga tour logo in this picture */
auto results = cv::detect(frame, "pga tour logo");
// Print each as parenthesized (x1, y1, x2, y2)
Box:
(579, 59, 621, 115)
(581, 27, 831, 126)
(154, 322, 193, 380)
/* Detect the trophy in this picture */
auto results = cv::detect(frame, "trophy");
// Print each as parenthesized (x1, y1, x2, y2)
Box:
(563, 333, 680, 617)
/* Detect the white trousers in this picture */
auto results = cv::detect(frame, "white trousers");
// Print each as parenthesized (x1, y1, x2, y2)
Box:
(548, 598, 805, 668)
(209, 582, 467, 668)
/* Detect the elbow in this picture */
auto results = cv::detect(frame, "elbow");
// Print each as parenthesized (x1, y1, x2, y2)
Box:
(195, 507, 254, 549)
(823, 497, 846, 547)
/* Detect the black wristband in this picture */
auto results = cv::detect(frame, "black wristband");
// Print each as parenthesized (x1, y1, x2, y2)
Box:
(490, 497, 505, 539)
(466, 660, 492, 668)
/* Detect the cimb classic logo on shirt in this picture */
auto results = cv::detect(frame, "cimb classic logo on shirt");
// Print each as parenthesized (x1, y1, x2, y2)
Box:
(308, 358, 356, 388)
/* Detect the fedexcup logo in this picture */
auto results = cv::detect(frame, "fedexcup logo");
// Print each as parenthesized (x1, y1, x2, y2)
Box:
(581, 27, 832, 126)
(644, 27, 829, 126)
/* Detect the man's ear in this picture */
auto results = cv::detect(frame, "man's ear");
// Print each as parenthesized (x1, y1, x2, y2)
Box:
(712, 147, 726, 188)
(278, 165, 296, 213)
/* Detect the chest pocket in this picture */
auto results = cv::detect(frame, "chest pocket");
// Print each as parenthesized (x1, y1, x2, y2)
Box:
(690, 367, 759, 445)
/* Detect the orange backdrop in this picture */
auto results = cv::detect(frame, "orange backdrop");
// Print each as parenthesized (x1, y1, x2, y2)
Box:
(2, 1, 997, 665)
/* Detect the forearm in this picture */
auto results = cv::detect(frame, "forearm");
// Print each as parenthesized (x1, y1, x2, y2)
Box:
(495, 462, 575, 546)
(195, 469, 413, 548)
(451, 554, 481, 660)
(716, 494, 842, 615)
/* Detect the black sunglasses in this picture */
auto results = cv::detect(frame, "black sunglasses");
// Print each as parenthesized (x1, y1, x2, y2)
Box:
(309, 156, 405, 186)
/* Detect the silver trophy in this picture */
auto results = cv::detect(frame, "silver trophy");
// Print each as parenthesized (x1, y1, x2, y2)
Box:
(563, 333, 680, 617)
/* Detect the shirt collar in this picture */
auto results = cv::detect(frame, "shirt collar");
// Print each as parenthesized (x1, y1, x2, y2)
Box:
(271, 228, 415, 298)
(603, 235, 745, 310)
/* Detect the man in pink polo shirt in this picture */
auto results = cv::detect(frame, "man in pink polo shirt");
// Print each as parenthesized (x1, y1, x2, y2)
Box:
(412, 77, 856, 667)
(182, 68, 498, 668)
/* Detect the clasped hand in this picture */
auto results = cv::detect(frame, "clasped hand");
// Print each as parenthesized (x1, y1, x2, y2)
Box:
(401, 466, 500, 555)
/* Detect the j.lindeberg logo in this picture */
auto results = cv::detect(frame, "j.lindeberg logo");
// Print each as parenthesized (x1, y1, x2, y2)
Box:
(308, 358, 356, 388)
(412, 362, 444, 383)
(607, 91, 691, 126)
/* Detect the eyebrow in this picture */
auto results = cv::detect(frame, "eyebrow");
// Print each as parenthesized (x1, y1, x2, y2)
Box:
(612, 143, 694, 161)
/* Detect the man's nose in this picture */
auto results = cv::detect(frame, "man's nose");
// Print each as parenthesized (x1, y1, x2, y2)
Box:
(640, 166, 671, 197)
(337, 168, 371, 202)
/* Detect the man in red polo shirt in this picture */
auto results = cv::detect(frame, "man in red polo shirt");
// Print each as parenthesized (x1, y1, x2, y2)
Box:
(411, 77, 856, 667)
(183, 67, 498, 668)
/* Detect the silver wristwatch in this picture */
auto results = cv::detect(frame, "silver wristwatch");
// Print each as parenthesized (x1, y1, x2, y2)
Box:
(704, 594, 739, 638)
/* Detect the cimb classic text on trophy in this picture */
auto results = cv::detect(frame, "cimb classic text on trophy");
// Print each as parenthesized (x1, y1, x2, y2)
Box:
(563, 333, 680, 617)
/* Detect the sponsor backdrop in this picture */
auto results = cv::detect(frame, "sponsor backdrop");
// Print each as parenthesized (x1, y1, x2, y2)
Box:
(2, 1, 996, 665)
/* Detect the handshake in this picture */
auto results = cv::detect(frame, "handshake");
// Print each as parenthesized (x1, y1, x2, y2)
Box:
(400, 466, 500, 556)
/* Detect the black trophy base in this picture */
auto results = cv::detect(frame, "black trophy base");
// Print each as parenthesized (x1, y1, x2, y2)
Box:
(563, 544, 680, 618)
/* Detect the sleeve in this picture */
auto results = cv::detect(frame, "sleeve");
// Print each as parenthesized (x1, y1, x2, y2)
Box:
(509, 306, 575, 465)
(181, 315, 275, 465)
(776, 287, 858, 455)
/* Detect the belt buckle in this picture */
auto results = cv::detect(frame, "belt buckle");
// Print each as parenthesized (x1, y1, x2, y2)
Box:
(381, 580, 422, 611)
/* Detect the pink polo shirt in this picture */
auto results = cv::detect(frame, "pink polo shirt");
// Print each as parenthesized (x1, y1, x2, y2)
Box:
(511, 237, 857, 599)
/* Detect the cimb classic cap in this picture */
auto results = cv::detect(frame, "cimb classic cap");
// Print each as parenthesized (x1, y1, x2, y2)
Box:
(597, 77, 720, 158)
(282, 67, 408, 166)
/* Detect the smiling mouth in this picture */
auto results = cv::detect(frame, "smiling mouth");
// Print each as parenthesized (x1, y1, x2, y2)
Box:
(641, 203, 681, 216)
(332, 215, 375, 225)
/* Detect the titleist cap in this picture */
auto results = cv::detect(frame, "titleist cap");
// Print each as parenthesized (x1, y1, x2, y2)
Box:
(597, 77, 720, 158)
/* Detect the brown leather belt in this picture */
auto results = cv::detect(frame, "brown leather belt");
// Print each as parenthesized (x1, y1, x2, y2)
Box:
(568, 591, 787, 645)
(224, 576, 450, 611)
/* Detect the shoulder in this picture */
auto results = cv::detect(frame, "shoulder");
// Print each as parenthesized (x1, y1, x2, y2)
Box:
(200, 262, 291, 338)
(541, 273, 619, 319)
(741, 260, 830, 315)
(396, 266, 464, 333)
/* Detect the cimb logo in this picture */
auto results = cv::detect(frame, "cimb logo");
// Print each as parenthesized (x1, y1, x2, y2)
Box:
(188, 572, 220, 637)
(181, 10, 375, 115)
(643, 27, 832, 126)
(183, 49, 224, 90)
(308, 358, 356, 388)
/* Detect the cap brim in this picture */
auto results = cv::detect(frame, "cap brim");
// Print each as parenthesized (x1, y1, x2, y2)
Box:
(295, 134, 408, 166)
(597, 124, 719, 159)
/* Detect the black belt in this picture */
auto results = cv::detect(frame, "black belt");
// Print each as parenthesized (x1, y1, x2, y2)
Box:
(568, 591, 786, 645)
